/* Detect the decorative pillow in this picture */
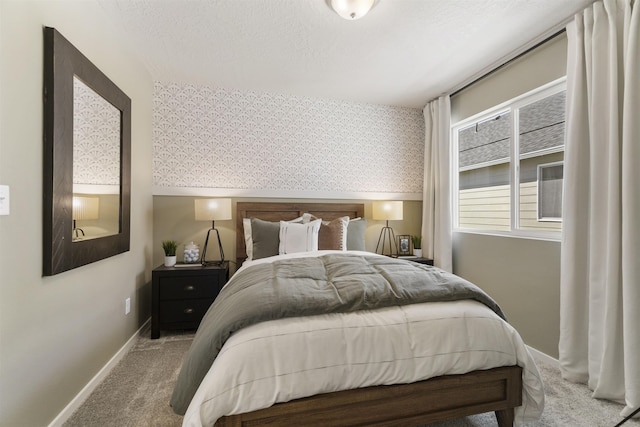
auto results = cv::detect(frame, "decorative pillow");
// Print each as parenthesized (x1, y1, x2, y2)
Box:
(308, 216, 349, 250)
(346, 218, 367, 251)
(250, 218, 281, 260)
(243, 215, 309, 261)
(279, 219, 321, 255)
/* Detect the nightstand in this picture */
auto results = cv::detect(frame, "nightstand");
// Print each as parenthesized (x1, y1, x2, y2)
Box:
(151, 262, 229, 339)
(398, 257, 434, 266)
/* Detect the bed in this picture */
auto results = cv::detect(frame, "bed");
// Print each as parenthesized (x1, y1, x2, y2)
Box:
(171, 202, 544, 427)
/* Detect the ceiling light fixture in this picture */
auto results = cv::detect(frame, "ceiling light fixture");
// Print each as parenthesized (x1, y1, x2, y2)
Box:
(331, 0, 375, 20)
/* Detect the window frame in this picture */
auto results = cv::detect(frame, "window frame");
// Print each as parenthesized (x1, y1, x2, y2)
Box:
(537, 161, 564, 222)
(451, 77, 566, 241)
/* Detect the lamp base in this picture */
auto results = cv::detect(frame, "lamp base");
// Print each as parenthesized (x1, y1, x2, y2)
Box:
(375, 226, 399, 257)
(200, 226, 225, 265)
(72, 219, 85, 241)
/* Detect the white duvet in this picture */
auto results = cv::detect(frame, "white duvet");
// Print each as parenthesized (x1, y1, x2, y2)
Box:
(181, 252, 544, 427)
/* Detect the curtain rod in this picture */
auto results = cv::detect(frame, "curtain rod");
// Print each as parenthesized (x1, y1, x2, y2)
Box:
(449, 27, 567, 98)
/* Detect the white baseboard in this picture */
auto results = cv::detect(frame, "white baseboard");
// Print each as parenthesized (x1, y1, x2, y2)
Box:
(48, 319, 151, 427)
(526, 344, 560, 369)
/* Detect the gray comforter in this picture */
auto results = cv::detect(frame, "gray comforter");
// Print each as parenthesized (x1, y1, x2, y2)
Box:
(170, 253, 505, 415)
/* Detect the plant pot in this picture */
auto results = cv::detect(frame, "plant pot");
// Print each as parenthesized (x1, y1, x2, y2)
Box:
(413, 249, 422, 258)
(164, 255, 177, 267)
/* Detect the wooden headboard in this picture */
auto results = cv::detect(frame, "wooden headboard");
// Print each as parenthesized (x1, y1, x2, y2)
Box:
(236, 202, 365, 268)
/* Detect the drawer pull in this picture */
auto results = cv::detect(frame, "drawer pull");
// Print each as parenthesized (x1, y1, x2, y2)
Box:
(184, 308, 194, 314)
(184, 285, 195, 291)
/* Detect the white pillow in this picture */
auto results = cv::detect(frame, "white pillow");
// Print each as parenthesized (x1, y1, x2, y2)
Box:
(243, 215, 309, 261)
(242, 218, 254, 261)
(278, 219, 321, 255)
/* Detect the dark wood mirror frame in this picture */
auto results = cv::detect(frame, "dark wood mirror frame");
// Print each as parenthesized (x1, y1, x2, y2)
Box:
(43, 27, 131, 276)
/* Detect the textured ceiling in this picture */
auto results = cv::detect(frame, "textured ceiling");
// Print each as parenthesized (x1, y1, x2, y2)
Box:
(98, 0, 595, 109)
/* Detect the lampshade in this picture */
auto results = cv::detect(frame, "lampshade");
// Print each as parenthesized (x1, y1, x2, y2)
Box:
(194, 198, 232, 221)
(331, 0, 375, 20)
(72, 196, 100, 220)
(372, 201, 403, 221)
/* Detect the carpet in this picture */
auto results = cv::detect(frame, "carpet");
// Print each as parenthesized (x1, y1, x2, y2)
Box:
(64, 324, 637, 427)
(64, 327, 192, 427)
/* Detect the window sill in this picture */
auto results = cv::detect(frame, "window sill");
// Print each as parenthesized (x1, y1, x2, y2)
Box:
(453, 228, 561, 243)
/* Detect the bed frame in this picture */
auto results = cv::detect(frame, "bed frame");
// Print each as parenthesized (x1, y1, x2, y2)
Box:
(224, 202, 523, 427)
(216, 366, 522, 427)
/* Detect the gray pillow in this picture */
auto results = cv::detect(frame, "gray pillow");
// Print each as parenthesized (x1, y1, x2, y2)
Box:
(251, 218, 280, 260)
(346, 218, 367, 251)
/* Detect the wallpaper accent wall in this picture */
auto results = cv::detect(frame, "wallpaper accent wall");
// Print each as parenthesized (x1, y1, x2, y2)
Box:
(153, 82, 425, 198)
(73, 77, 121, 187)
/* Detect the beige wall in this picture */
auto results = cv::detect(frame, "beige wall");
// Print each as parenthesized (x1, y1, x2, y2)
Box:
(450, 33, 567, 358)
(452, 233, 561, 357)
(451, 33, 568, 122)
(153, 197, 423, 273)
(0, 2, 154, 425)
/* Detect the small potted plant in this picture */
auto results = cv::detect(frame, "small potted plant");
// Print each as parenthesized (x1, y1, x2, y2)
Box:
(162, 240, 177, 267)
(411, 235, 422, 258)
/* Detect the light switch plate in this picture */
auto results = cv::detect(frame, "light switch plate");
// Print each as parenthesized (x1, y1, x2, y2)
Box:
(0, 185, 9, 215)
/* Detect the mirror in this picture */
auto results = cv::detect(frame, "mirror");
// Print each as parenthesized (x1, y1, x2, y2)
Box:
(73, 77, 121, 240)
(43, 27, 131, 276)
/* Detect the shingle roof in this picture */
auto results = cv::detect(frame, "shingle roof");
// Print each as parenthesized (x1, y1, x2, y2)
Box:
(459, 91, 565, 169)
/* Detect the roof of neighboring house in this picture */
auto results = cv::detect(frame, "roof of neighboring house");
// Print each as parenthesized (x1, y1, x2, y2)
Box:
(459, 90, 566, 169)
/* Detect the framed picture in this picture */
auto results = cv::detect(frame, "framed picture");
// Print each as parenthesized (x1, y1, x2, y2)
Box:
(398, 235, 411, 255)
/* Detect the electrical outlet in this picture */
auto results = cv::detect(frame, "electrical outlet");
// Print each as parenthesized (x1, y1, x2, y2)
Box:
(125, 297, 131, 315)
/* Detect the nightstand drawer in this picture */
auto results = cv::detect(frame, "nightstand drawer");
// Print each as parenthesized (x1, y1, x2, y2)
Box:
(159, 299, 215, 323)
(159, 275, 221, 300)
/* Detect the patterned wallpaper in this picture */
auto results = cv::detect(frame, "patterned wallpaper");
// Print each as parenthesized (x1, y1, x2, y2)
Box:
(73, 77, 121, 187)
(153, 82, 425, 198)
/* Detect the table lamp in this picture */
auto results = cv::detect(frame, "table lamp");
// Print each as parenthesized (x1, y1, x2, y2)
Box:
(372, 200, 403, 256)
(194, 198, 232, 265)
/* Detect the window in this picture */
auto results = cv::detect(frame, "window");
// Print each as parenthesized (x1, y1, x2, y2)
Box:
(537, 162, 563, 221)
(452, 79, 565, 238)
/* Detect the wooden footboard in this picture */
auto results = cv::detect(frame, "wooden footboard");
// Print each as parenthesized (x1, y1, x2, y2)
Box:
(215, 366, 523, 427)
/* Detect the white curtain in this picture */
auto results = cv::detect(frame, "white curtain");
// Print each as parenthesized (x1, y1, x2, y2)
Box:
(422, 96, 452, 272)
(560, 0, 639, 418)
